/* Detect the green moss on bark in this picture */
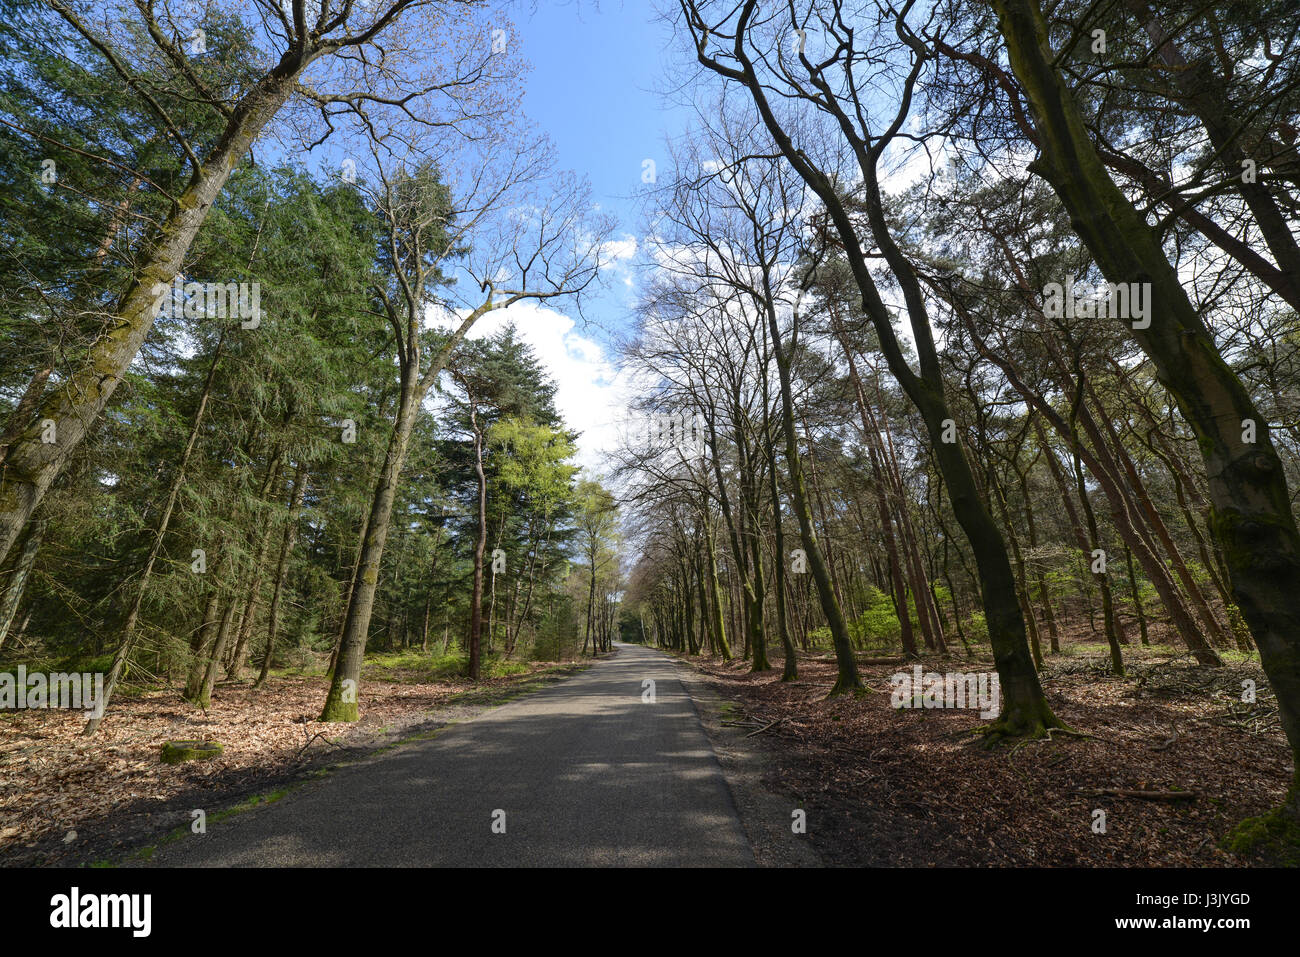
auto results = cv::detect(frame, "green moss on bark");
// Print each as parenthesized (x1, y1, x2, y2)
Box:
(159, 740, 223, 764)
(319, 695, 359, 723)
(1224, 805, 1300, 866)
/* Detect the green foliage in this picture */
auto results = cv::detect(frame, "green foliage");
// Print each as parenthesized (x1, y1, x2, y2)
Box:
(1223, 806, 1300, 866)
(963, 611, 989, 645)
(848, 586, 902, 649)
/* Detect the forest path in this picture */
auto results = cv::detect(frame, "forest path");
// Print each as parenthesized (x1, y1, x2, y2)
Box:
(139, 643, 755, 867)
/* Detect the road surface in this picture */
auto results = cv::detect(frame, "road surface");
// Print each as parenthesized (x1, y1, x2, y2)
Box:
(142, 643, 755, 867)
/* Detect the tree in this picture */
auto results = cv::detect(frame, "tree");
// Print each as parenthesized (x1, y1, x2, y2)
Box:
(319, 155, 610, 720)
(0, 0, 512, 566)
(988, 0, 1300, 826)
(680, 0, 1061, 733)
(574, 479, 618, 656)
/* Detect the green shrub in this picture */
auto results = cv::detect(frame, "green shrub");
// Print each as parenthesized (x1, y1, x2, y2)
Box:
(850, 586, 902, 649)
(963, 611, 988, 645)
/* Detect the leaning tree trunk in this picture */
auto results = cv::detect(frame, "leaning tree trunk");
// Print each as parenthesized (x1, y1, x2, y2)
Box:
(833, 327, 919, 661)
(994, 0, 1300, 823)
(319, 386, 420, 722)
(853, 168, 1058, 735)
(0, 364, 53, 469)
(958, 311, 1223, 666)
(703, 0, 1056, 730)
(318, 300, 486, 721)
(0, 70, 301, 566)
(0, 519, 44, 653)
(1124, 0, 1300, 304)
(1070, 438, 1125, 677)
(186, 589, 236, 708)
(83, 335, 225, 734)
(192, 594, 239, 709)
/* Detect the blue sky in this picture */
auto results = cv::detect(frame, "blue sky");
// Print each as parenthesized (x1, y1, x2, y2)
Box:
(442, 1, 697, 473)
(511, 0, 691, 332)
(267, 3, 692, 472)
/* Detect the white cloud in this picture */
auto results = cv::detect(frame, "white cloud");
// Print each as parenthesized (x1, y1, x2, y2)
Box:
(438, 299, 634, 474)
(600, 234, 639, 262)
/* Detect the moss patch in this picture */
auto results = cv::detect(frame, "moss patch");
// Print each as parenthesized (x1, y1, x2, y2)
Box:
(159, 740, 224, 764)
(1223, 805, 1300, 866)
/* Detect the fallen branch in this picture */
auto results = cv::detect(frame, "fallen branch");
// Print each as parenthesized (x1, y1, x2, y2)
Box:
(295, 730, 342, 760)
(1150, 724, 1181, 752)
(1074, 787, 1200, 801)
(745, 716, 786, 737)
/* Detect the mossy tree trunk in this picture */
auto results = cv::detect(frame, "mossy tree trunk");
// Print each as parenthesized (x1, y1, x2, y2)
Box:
(0, 519, 44, 653)
(320, 298, 490, 721)
(320, 383, 419, 722)
(993, 0, 1300, 816)
(0, 70, 302, 566)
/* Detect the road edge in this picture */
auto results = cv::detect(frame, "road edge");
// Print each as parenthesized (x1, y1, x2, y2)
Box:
(666, 651, 824, 867)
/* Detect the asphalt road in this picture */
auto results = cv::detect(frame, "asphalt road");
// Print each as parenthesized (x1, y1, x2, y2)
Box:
(142, 642, 755, 867)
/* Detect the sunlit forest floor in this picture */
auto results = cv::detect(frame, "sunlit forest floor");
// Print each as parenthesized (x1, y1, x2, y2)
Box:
(4, 633, 1286, 868)
(684, 629, 1289, 867)
(0, 654, 588, 866)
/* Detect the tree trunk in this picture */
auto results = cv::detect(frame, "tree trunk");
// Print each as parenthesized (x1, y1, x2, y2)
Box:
(257, 468, 307, 688)
(705, 520, 733, 661)
(994, 0, 1300, 819)
(0, 72, 301, 565)
(84, 334, 226, 734)
(226, 455, 284, 678)
(0, 519, 44, 653)
(766, 453, 797, 679)
(468, 400, 488, 679)
(319, 387, 420, 721)
(765, 298, 861, 694)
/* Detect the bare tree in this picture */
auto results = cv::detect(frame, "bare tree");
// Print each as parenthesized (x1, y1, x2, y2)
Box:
(678, 0, 1060, 733)
(319, 143, 613, 721)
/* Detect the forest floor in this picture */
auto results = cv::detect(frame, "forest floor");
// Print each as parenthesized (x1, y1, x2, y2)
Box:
(678, 631, 1292, 866)
(0, 654, 589, 867)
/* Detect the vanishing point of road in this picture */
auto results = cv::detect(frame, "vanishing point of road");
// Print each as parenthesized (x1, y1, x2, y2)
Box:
(142, 643, 756, 867)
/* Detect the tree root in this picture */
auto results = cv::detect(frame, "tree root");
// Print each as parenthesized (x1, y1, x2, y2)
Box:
(974, 706, 1075, 748)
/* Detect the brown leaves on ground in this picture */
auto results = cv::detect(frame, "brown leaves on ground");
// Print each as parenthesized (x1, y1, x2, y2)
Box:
(691, 643, 1290, 866)
(0, 663, 570, 866)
